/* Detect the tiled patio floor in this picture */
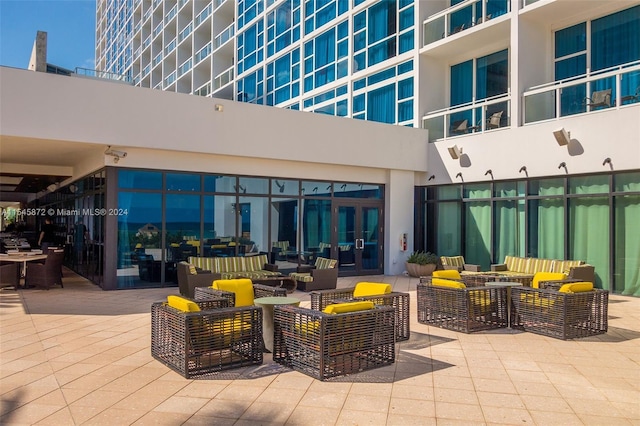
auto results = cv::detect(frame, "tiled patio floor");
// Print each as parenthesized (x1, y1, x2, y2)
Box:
(1, 270, 639, 425)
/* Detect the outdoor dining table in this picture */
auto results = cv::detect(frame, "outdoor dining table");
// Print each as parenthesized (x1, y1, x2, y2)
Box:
(485, 281, 523, 329)
(0, 253, 49, 287)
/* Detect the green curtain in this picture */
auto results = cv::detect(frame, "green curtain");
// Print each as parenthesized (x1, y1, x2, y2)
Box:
(569, 197, 609, 289)
(465, 201, 491, 269)
(537, 199, 564, 259)
(615, 195, 640, 295)
(494, 200, 524, 262)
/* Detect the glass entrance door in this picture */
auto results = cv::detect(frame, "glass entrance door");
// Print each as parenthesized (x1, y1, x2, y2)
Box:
(334, 202, 383, 275)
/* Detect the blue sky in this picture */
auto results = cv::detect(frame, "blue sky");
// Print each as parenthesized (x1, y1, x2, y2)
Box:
(0, 0, 96, 71)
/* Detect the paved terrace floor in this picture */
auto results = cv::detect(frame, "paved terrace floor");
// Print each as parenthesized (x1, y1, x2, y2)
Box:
(1, 270, 639, 426)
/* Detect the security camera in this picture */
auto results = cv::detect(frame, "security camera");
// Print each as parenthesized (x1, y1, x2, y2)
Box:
(105, 149, 127, 158)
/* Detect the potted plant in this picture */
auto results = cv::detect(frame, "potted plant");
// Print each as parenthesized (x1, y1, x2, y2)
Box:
(405, 251, 439, 278)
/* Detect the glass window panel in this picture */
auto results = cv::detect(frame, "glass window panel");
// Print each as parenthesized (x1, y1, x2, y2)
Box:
(494, 199, 526, 263)
(366, 84, 395, 124)
(118, 170, 162, 189)
(238, 196, 269, 254)
(398, 100, 412, 122)
(528, 178, 565, 196)
(117, 192, 162, 288)
(437, 185, 461, 200)
(614, 172, 640, 192)
(166, 173, 200, 191)
(333, 183, 382, 199)
(591, 5, 640, 71)
(270, 197, 299, 268)
(272, 178, 298, 196)
(450, 60, 473, 106)
(354, 11, 366, 31)
(555, 54, 586, 80)
(555, 22, 586, 58)
(165, 194, 201, 262)
(494, 182, 518, 197)
(463, 184, 491, 199)
(239, 177, 269, 194)
(568, 175, 609, 194)
(476, 49, 508, 100)
(301, 180, 331, 197)
(399, 6, 413, 31)
(202, 195, 236, 257)
(614, 194, 640, 295)
(204, 175, 236, 192)
(436, 202, 461, 256)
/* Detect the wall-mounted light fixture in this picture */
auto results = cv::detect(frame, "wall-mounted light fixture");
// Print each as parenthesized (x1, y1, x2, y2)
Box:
(484, 169, 493, 179)
(602, 157, 612, 166)
(428, 175, 435, 181)
(519, 166, 527, 174)
(47, 183, 59, 193)
(558, 162, 568, 173)
(553, 128, 571, 146)
(214, 104, 224, 112)
(448, 144, 463, 160)
(105, 146, 127, 163)
(455, 172, 463, 181)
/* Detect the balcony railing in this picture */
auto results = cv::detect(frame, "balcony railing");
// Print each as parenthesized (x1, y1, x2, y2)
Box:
(423, 0, 509, 46)
(74, 67, 132, 83)
(143, 7, 152, 22)
(214, 23, 234, 49)
(179, 23, 193, 42)
(195, 42, 212, 64)
(153, 22, 163, 38)
(143, 63, 151, 76)
(422, 94, 511, 142)
(214, 0, 228, 10)
(165, 70, 177, 87)
(178, 58, 193, 76)
(214, 65, 234, 90)
(179, 0, 189, 9)
(522, 0, 541, 6)
(195, 3, 213, 28)
(165, 37, 177, 55)
(153, 52, 163, 67)
(195, 81, 212, 97)
(143, 34, 152, 49)
(523, 61, 640, 124)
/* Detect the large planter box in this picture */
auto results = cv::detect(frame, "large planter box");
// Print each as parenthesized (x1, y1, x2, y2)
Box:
(406, 263, 436, 278)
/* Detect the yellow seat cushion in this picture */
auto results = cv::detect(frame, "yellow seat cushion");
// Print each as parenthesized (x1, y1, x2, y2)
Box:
(532, 272, 567, 289)
(166, 295, 201, 312)
(188, 264, 198, 275)
(353, 282, 392, 297)
(323, 301, 375, 314)
(431, 278, 466, 289)
(212, 279, 254, 307)
(433, 270, 462, 280)
(558, 282, 594, 293)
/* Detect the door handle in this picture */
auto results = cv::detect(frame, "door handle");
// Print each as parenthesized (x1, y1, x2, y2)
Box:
(355, 239, 364, 250)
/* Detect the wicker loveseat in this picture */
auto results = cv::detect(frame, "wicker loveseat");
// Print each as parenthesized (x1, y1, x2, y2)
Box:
(188, 254, 281, 280)
(511, 282, 608, 340)
(490, 255, 592, 280)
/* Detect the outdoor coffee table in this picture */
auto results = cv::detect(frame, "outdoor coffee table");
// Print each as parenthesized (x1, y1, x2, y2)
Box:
(485, 281, 522, 329)
(250, 276, 297, 293)
(254, 296, 300, 352)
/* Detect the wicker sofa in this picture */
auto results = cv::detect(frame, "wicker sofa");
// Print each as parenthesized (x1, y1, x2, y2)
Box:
(187, 254, 281, 280)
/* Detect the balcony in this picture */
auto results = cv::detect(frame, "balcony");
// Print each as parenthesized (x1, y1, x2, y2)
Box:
(178, 58, 193, 76)
(423, 0, 509, 47)
(153, 22, 163, 38)
(73, 67, 132, 84)
(422, 94, 511, 142)
(179, 23, 193, 42)
(143, 35, 152, 49)
(164, 70, 177, 87)
(195, 3, 213, 28)
(165, 38, 177, 55)
(214, 65, 234, 90)
(143, 8, 152, 22)
(153, 52, 163, 67)
(195, 42, 212, 64)
(523, 61, 640, 124)
(214, 23, 234, 50)
(195, 82, 212, 97)
(165, 5, 177, 24)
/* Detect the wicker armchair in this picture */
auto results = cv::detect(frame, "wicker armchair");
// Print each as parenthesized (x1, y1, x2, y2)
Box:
(151, 296, 263, 378)
(25, 249, 65, 289)
(310, 282, 410, 341)
(273, 303, 395, 381)
(0, 262, 19, 290)
(289, 257, 338, 291)
(511, 283, 608, 340)
(417, 280, 508, 333)
(194, 278, 286, 306)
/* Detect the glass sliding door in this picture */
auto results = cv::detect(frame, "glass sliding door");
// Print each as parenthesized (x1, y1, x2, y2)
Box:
(614, 195, 640, 295)
(301, 198, 332, 266)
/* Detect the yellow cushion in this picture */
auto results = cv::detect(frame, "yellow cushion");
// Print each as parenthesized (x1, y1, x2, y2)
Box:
(188, 264, 198, 275)
(353, 282, 392, 297)
(431, 278, 466, 289)
(558, 282, 594, 293)
(532, 272, 566, 289)
(323, 301, 375, 314)
(433, 270, 462, 280)
(135, 243, 143, 248)
(166, 295, 200, 312)
(212, 279, 254, 307)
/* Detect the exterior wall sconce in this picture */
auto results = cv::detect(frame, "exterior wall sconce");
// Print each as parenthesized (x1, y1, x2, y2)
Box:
(519, 166, 528, 177)
(428, 175, 435, 181)
(455, 172, 463, 181)
(448, 145, 463, 159)
(558, 162, 568, 173)
(484, 169, 493, 179)
(214, 104, 224, 112)
(602, 157, 612, 166)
